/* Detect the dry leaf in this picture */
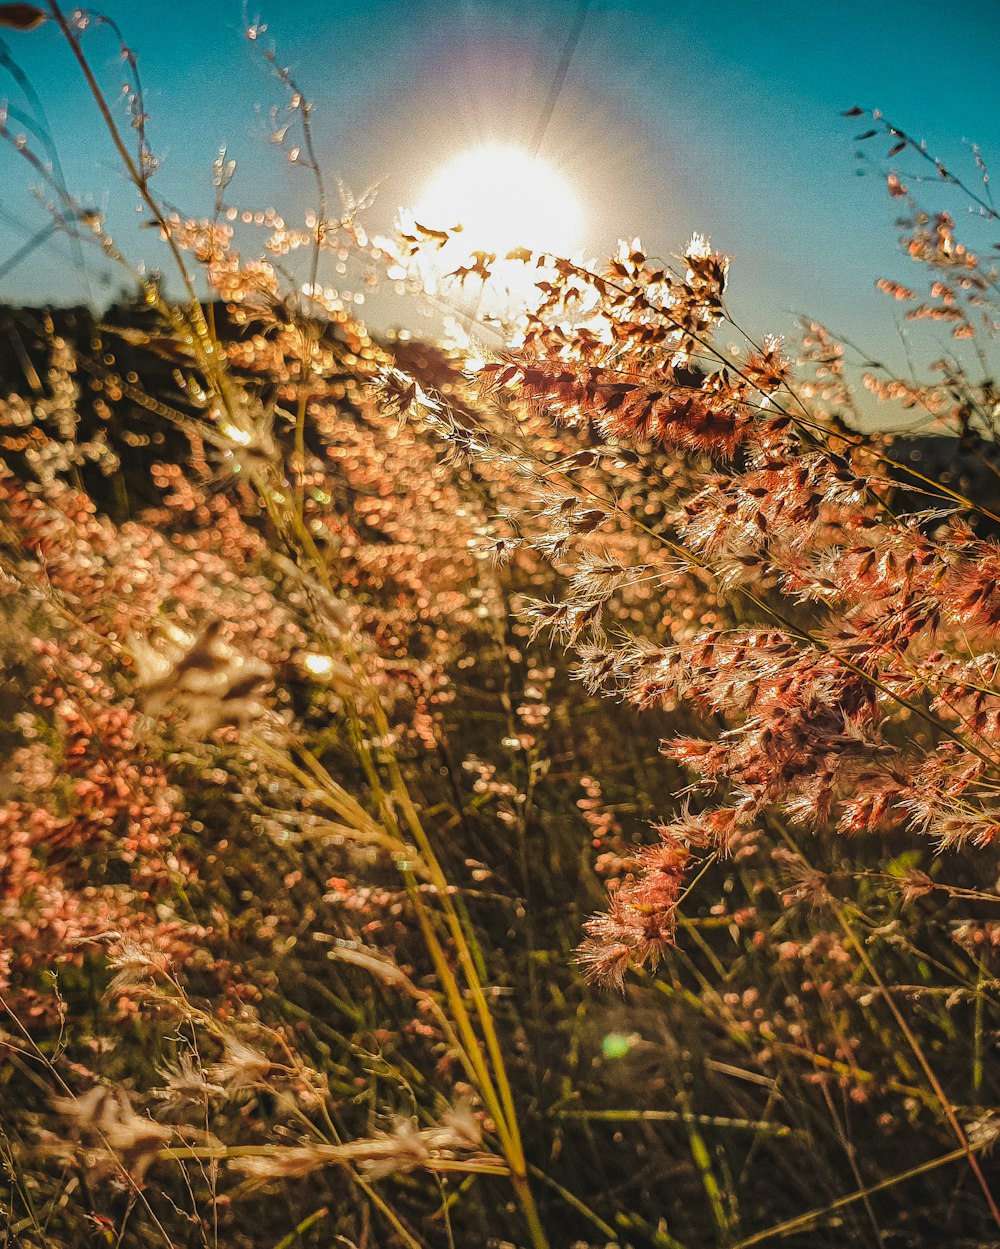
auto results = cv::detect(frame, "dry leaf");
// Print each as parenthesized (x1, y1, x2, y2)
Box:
(0, 4, 46, 30)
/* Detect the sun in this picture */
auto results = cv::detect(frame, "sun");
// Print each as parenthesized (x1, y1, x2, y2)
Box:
(413, 145, 583, 261)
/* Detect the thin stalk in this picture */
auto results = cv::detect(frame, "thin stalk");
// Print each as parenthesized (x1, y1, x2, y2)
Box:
(727, 1142, 985, 1249)
(833, 905, 1000, 1229)
(47, 2, 234, 411)
(164, 1145, 509, 1176)
(554, 1109, 798, 1136)
(528, 1163, 620, 1241)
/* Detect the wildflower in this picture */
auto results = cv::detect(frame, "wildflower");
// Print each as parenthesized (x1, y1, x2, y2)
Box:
(206, 1036, 272, 1095)
(742, 335, 791, 397)
(153, 1052, 225, 1111)
(103, 939, 167, 998)
(371, 366, 440, 428)
(771, 847, 831, 908)
(575, 825, 699, 989)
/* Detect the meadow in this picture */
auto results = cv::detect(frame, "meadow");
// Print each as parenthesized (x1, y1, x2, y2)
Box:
(2, 5, 1000, 1247)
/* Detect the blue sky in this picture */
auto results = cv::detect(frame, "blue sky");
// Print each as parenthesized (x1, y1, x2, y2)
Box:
(0, 0, 997, 372)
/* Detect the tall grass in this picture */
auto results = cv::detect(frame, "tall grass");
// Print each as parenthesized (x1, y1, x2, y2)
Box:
(1, 6, 999, 1248)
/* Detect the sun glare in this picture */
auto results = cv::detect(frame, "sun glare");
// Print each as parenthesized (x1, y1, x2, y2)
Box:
(414, 145, 583, 260)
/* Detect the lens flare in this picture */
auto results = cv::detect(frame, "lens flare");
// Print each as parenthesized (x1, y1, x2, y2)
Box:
(414, 145, 583, 258)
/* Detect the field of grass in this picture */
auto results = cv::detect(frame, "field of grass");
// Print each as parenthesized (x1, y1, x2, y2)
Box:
(2, 6, 1000, 1248)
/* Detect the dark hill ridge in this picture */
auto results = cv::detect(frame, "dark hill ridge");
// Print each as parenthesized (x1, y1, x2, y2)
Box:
(887, 429, 1000, 508)
(0, 301, 377, 515)
(0, 302, 998, 523)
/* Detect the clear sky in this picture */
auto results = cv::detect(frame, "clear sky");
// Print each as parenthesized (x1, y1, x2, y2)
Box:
(0, 0, 998, 374)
